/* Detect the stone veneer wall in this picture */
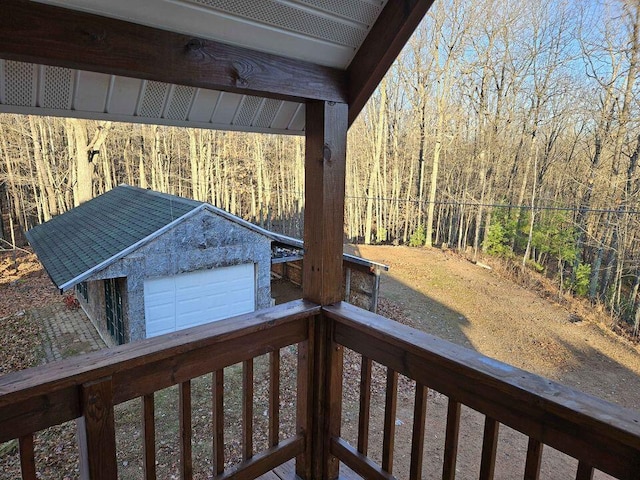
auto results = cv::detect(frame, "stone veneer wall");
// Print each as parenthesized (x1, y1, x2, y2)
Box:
(84, 209, 272, 342)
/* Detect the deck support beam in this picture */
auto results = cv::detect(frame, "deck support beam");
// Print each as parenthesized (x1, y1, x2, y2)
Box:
(0, 0, 346, 104)
(348, 0, 436, 125)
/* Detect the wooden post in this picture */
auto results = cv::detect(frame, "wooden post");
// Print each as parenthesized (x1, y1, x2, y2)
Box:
(303, 100, 347, 306)
(302, 100, 347, 480)
(77, 377, 118, 480)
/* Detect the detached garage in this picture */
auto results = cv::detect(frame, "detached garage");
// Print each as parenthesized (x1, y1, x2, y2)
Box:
(27, 185, 273, 345)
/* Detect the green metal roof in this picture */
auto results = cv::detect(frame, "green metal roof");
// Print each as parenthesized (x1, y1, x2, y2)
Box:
(26, 185, 202, 290)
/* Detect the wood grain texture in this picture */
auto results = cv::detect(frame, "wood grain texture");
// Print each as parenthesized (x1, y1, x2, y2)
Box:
(0, 387, 79, 444)
(347, 0, 436, 125)
(269, 350, 280, 448)
(382, 368, 398, 474)
(243, 359, 254, 461)
(302, 101, 348, 305)
(180, 380, 193, 480)
(409, 384, 428, 480)
(524, 438, 543, 480)
(479, 417, 500, 480)
(357, 356, 372, 455)
(18, 434, 36, 480)
(324, 301, 640, 480)
(442, 398, 461, 480)
(143, 394, 157, 480)
(0, 0, 346, 104)
(77, 377, 118, 480)
(0, 300, 319, 443)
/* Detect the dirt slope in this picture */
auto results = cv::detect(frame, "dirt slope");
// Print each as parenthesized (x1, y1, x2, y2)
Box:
(352, 244, 640, 411)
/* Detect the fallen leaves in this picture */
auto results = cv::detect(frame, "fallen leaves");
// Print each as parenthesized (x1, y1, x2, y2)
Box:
(0, 250, 59, 319)
(0, 310, 43, 375)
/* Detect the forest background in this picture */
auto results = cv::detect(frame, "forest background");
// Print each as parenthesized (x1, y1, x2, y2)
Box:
(1, 0, 640, 333)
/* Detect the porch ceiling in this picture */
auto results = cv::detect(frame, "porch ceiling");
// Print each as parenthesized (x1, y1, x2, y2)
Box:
(35, 0, 385, 70)
(0, 0, 435, 133)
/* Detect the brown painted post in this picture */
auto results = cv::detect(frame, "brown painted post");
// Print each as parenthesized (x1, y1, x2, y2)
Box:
(301, 100, 348, 480)
(77, 377, 118, 480)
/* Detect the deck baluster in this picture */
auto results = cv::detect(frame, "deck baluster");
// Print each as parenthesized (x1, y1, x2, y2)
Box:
(213, 369, 225, 475)
(576, 462, 594, 480)
(381, 367, 398, 473)
(143, 393, 156, 480)
(18, 434, 36, 480)
(243, 359, 254, 460)
(269, 350, 280, 447)
(296, 333, 313, 479)
(479, 416, 500, 480)
(357, 356, 372, 456)
(409, 384, 428, 480)
(523, 438, 543, 480)
(179, 381, 193, 479)
(442, 398, 461, 480)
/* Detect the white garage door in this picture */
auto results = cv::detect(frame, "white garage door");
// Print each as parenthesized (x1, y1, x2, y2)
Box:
(144, 263, 256, 338)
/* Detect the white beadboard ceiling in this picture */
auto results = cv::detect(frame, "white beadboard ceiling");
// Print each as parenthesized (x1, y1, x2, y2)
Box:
(0, 0, 388, 134)
(0, 60, 307, 134)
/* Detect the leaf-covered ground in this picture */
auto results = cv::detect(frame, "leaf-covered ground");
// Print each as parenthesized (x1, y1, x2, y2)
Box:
(2, 246, 639, 478)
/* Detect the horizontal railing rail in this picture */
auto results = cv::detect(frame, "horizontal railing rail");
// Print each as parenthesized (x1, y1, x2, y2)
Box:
(323, 301, 640, 480)
(0, 299, 320, 480)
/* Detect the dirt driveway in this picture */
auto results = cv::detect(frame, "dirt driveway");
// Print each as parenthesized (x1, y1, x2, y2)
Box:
(341, 245, 640, 480)
(352, 245, 640, 410)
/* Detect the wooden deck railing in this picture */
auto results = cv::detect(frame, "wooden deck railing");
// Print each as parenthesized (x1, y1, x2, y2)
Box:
(1, 300, 640, 479)
(0, 299, 320, 480)
(323, 302, 640, 480)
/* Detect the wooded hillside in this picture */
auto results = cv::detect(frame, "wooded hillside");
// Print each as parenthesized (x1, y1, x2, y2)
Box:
(1, 0, 639, 332)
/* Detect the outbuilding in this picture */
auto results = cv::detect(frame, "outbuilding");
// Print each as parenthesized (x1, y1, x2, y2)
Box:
(27, 185, 273, 345)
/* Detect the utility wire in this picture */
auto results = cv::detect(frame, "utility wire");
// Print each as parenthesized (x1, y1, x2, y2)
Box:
(342, 196, 640, 216)
(264, 188, 640, 215)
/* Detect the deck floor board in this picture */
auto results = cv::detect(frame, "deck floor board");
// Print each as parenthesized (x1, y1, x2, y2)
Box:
(258, 460, 362, 479)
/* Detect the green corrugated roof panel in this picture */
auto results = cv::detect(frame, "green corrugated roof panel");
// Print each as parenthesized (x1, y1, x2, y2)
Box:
(26, 185, 202, 290)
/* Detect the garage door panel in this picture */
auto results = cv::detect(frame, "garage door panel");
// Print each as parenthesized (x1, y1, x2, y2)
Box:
(145, 307, 176, 338)
(145, 263, 256, 338)
(145, 279, 174, 296)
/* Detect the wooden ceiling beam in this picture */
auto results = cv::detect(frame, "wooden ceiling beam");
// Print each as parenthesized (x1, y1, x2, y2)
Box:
(347, 0, 435, 126)
(0, 0, 347, 104)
